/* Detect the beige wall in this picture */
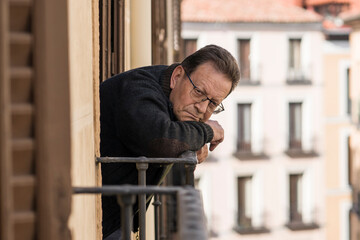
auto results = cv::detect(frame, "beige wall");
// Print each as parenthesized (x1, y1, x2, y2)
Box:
(323, 54, 349, 117)
(67, 0, 99, 240)
(66, 1, 155, 239)
(323, 47, 352, 240)
(350, 31, 360, 124)
(349, 20, 360, 240)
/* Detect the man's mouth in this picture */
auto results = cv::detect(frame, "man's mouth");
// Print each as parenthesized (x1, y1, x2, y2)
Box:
(187, 112, 200, 121)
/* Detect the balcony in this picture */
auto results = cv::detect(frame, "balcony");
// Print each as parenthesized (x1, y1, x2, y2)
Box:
(234, 139, 268, 160)
(286, 68, 312, 85)
(233, 214, 270, 235)
(73, 151, 208, 240)
(286, 208, 320, 231)
(285, 136, 319, 158)
(238, 66, 261, 86)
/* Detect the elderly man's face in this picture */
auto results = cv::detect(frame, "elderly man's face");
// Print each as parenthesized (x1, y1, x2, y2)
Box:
(169, 62, 232, 122)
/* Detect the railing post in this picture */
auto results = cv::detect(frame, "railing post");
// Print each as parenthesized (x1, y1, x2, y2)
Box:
(152, 194, 161, 240)
(180, 151, 197, 186)
(136, 162, 148, 240)
(184, 164, 195, 186)
(117, 194, 136, 240)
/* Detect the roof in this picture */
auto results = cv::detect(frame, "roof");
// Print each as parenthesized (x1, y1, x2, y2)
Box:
(181, 0, 322, 23)
(306, 0, 352, 5)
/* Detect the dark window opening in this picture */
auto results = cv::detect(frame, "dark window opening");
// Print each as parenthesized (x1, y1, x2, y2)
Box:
(289, 102, 302, 150)
(237, 104, 252, 152)
(238, 39, 251, 81)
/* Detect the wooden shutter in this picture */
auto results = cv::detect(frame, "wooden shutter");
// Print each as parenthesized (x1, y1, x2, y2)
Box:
(100, 0, 125, 82)
(1, 1, 36, 239)
(183, 39, 197, 58)
(2, 1, 72, 240)
(152, 0, 168, 65)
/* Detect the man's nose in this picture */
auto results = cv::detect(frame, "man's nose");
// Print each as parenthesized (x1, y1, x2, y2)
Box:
(194, 100, 209, 114)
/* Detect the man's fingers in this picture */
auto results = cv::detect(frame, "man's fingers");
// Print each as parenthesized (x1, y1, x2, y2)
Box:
(209, 141, 220, 151)
(196, 145, 208, 163)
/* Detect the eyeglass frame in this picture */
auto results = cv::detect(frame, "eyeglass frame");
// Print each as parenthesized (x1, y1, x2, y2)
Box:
(183, 68, 225, 114)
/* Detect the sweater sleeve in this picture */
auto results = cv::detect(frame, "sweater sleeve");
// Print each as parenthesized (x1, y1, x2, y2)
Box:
(101, 70, 214, 158)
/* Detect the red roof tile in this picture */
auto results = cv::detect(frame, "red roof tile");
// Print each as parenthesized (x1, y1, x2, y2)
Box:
(306, 0, 352, 5)
(181, 0, 322, 23)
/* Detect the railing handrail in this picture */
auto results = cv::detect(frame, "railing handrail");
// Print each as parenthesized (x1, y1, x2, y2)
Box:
(73, 185, 184, 196)
(74, 151, 204, 240)
(96, 151, 198, 165)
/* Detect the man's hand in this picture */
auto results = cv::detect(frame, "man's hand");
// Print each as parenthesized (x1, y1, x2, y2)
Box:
(196, 145, 208, 163)
(205, 120, 224, 151)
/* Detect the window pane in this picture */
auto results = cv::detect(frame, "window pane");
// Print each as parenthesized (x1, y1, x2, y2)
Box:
(238, 39, 251, 80)
(238, 176, 252, 227)
(289, 174, 303, 222)
(289, 103, 302, 150)
(289, 39, 301, 70)
(237, 104, 252, 151)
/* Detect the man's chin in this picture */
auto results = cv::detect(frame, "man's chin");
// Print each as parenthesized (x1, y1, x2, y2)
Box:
(178, 114, 198, 122)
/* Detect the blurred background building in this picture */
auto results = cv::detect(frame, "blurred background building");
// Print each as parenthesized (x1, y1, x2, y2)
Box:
(182, 0, 360, 239)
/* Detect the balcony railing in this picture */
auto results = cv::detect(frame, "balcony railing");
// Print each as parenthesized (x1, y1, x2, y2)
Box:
(286, 68, 312, 85)
(73, 151, 208, 240)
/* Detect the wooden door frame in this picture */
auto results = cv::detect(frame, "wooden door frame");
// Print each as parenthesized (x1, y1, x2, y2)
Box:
(34, 1, 72, 239)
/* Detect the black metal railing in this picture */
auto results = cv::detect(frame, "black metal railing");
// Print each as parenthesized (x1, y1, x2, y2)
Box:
(73, 151, 207, 240)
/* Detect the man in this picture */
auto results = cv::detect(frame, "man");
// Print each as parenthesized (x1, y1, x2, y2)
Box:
(100, 44, 240, 239)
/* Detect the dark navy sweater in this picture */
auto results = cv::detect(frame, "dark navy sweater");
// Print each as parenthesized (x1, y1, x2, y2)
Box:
(100, 64, 214, 237)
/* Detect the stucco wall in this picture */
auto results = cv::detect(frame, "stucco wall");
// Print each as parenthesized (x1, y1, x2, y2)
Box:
(67, 0, 98, 240)
(185, 23, 326, 240)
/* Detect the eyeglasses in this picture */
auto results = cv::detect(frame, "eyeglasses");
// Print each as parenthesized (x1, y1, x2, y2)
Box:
(184, 70, 224, 114)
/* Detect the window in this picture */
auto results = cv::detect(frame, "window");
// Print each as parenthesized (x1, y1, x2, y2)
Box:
(237, 104, 251, 152)
(347, 136, 352, 186)
(289, 174, 303, 223)
(238, 39, 251, 82)
(287, 39, 303, 82)
(237, 176, 252, 228)
(289, 102, 302, 150)
(286, 173, 319, 230)
(346, 68, 351, 115)
(235, 176, 269, 234)
(183, 39, 197, 58)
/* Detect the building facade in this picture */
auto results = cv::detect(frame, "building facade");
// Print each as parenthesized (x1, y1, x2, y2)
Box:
(182, 0, 326, 239)
(346, 12, 360, 240)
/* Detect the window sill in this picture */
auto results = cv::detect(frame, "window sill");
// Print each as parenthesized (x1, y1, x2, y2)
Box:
(285, 221, 320, 231)
(233, 225, 270, 235)
(285, 149, 318, 158)
(238, 79, 261, 86)
(286, 79, 312, 85)
(234, 151, 269, 160)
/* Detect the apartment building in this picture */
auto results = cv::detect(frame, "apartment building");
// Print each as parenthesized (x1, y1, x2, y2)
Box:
(182, 0, 326, 239)
(345, 12, 360, 240)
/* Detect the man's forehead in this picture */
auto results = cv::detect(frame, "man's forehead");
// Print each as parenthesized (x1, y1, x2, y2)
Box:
(192, 64, 231, 101)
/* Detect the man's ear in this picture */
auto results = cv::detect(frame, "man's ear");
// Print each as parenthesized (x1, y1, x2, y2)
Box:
(170, 65, 183, 90)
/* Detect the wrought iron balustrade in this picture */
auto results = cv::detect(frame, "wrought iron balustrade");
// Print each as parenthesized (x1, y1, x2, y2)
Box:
(73, 151, 207, 240)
